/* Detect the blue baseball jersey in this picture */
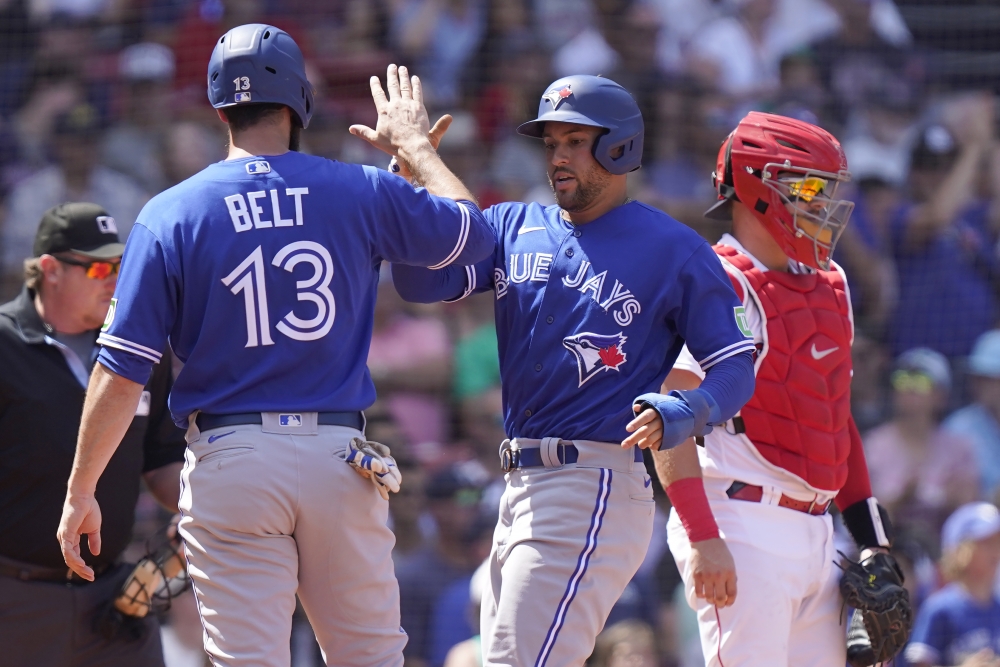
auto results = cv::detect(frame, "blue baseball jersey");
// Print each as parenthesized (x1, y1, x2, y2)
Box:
(97, 152, 492, 426)
(392, 201, 755, 443)
(905, 583, 1000, 666)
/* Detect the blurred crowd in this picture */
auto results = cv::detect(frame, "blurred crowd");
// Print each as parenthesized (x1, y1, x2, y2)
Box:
(2, 0, 1000, 665)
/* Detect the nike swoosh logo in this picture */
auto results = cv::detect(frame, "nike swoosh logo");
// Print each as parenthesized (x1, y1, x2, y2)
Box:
(644, 477, 652, 488)
(517, 226, 546, 235)
(207, 431, 236, 443)
(810, 344, 839, 360)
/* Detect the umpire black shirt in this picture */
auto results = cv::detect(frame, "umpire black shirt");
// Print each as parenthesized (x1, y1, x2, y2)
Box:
(0, 287, 185, 570)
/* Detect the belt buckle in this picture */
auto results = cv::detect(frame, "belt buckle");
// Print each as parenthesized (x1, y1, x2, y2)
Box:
(499, 440, 518, 473)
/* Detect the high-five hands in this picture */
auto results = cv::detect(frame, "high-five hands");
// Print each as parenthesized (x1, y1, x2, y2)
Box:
(349, 64, 451, 169)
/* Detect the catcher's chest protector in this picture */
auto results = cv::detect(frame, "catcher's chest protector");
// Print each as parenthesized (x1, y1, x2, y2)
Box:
(715, 244, 853, 492)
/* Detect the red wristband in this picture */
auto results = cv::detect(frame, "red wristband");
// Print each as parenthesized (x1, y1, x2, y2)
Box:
(666, 477, 720, 543)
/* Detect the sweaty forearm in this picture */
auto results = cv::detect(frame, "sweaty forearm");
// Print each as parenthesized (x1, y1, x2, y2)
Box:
(68, 363, 146, 494)
(398, 141, 478, 204)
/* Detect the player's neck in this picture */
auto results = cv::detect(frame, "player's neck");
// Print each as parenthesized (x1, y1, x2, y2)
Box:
(226, 127, 292, 161)
(959, 574, 995, 604)
(731, 204, 791, 272)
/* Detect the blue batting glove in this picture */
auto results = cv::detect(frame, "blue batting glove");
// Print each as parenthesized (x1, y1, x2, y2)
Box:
(632, 389, 721, 450)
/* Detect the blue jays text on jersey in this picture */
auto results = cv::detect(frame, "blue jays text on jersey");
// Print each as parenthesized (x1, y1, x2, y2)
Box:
(96, 152, 493, 426)
(392, 201, 756, 443)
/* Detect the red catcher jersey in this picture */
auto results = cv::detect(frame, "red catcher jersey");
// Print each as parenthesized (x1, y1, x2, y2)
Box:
(715, 244, 854, 492)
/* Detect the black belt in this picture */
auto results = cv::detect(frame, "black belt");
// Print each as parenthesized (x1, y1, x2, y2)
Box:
(501, 443, 643, 472)
(196, 411, 364, 432)
(0, 554, 112, 584)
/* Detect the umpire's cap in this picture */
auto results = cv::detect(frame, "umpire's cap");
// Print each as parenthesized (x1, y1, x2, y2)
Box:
(34, 203, 124, 259)
(207, 24, 314, 129)
(517, 75, 643, 175)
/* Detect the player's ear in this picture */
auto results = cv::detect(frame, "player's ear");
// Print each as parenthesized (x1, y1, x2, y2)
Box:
(217, 109, 229, 124)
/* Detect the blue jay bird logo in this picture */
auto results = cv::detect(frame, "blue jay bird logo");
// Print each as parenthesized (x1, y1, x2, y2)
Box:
(562, 332, 627, 387)
(542, 85, 573, 110)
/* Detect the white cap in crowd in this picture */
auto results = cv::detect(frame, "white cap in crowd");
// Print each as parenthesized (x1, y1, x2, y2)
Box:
(942, 502, 1000, 553)
(119, 42, 176, 82)
(969, 330, 1000, 378)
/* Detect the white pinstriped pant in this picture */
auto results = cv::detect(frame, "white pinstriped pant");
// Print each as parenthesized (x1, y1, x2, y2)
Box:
(480, 440, 655, 667)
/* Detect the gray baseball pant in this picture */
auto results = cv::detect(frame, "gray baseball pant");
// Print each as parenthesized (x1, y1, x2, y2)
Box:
(178, 415, 406, 667)
(480, 439, 655, 667)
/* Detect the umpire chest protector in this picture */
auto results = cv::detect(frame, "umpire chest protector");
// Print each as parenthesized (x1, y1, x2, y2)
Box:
(716, 244, 853, 492)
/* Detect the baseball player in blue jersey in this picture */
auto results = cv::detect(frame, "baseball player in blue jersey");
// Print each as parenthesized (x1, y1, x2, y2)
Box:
(388, 75, 756, 667)
(56, 25, 493, 667)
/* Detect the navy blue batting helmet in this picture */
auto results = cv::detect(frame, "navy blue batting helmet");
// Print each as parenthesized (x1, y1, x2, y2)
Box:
(517, 75, 643, 175)
(207, 24, 314, 129)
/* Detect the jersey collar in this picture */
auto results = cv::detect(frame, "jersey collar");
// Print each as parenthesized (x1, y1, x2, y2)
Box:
(717, 233, 812, 275)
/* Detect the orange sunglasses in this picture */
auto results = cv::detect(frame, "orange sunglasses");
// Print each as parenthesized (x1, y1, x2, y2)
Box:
(55, 255, 121, 280)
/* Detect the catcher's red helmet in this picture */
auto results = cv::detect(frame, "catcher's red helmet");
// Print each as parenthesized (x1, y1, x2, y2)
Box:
(706, 111, 854, 270)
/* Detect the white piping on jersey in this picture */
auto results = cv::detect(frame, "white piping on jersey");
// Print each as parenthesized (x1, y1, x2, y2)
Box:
(698, 339, 757, 371)
(443, 265, 477, 303)
(97, 333, 163, 364)
(829, 260, 855, 345)
(428, 202, 470, 270)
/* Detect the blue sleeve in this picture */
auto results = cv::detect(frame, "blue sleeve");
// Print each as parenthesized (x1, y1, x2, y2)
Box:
(96, 223, 177, 385)
(389, 204, 501, 303)
(633, 351, 754, 450)
(366, 167, 493, 269)
(905, 598, 948, 666)
(674, 241, 756, 372)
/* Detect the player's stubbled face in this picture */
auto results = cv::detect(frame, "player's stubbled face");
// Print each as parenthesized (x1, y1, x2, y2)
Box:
(542, 122, 611, 212)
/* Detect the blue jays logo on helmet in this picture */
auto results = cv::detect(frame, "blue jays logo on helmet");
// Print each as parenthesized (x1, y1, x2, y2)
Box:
(516, 75, 643, 175)
(542, 85, 573, 110)
(563, 332, 628, 387)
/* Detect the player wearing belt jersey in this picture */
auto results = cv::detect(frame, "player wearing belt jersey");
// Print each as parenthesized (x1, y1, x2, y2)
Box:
(389, 75, 756, 667)
(56, 25, 494, 667)
(634, 112, 902, 666)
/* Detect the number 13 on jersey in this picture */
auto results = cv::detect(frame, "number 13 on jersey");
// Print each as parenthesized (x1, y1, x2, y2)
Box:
(222, 241, 336, 347)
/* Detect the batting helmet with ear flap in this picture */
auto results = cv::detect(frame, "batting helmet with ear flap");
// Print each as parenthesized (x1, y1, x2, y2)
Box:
(207, 24, 314, 129)
(706, 111, 855, 270)
(516, 75, 643, 175)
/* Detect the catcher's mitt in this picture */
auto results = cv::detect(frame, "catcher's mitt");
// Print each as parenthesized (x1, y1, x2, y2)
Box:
(345, 437, 402, 500)
(114, 521, 189, 618)
(838, 551, 912, 667)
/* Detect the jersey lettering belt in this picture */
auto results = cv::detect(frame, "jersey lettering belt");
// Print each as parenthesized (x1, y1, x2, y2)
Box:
(726, 481, 832, 516)
(196, 411, 364, 432)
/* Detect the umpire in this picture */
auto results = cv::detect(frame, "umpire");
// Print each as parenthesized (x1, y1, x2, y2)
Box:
(0, 202, 185, 666)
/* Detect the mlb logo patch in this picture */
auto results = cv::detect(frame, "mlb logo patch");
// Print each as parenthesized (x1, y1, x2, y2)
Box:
(246, 160, 271, 174)
(96, 215, 118, 234)
(279, 414, 302, 427)
(235, 92, 252, 102)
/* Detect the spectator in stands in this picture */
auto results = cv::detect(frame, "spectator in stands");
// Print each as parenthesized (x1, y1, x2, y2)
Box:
(397, 464, 487, 667)
(888, 99, 1000, 363)
(389, 455, 430, 564)
(811, 0, 916, 129)
(9, 60, 84, 169)
(2, 104, 149, 282)
(162, 120, 224, 187)
(101, 43, 176, 194)
(390, 0, 486, 106)
(590, 619, 658, 667)
(865, 348, 979, 548)
(906, 502, 1000, 667)
(685, 0, 836, 99)
(945, 331, 1000, 504)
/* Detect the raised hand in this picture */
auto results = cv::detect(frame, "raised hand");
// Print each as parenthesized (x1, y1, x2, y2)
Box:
(350, 64, 435, 160)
